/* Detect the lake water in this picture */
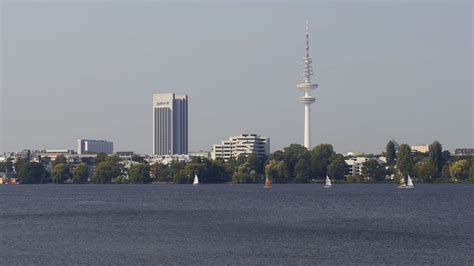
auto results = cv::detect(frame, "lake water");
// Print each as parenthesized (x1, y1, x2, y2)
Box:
(1, 184, 473, 265)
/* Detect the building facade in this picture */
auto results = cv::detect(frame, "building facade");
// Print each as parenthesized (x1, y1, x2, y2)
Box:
(189, 150, 210, 159)
(454, 148, 474, 156)
(146, 154, 191, 165)
(345, 157, 386, 176)
(153, 93, 188, 155)
(411, 144, 429, 153)
(211, 134, 270, 161)
(77, 139, 113, 154)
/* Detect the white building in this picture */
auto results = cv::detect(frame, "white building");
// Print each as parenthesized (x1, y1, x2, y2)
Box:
(77, 139, 113, 154)
(189, 151, 210, 159)
(345, 157, 386, 176)
(411, 144, 429, 153)
(37, 149, 75, 161)
(211, 134, 270, 161)
(146, 154, 191, 165)
(153, 93, 188, 155)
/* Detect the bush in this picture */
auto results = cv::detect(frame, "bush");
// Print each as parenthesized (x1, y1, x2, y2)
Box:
(346, 175, 363, 183)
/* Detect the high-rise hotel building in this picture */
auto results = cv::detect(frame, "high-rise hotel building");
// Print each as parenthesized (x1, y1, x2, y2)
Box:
(153, 93, 188, 155)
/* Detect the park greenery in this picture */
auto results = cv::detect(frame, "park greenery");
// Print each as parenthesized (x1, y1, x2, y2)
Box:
(4, 141, 474, 185)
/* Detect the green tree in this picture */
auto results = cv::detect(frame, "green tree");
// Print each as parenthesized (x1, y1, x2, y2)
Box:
(428, 141, 443, 176)
(362, 159, 386, 182)
(128, 163, 151, 184)
(0, 158, 13, 173)
(51, 163, 71, 184)
(92, 157, 122, 184)
(52, 155, 67, 167)
(385, 166, 395, 179)
(470, 158, 474, 183)
(268, 150, 285, 161)
(442, 150, 451, 163)
(396, 144, 413, 176)
(73, 163, 89, 184)
(95, 153, 108, 165)
(151, 163, 170, 182)
(327, 155, 348, 180)
(250, 170, 258, 183)
(265, 160, 290, 183)
(184, 162, 206, 182)
(449, 160, 470, 182)
(169, 160, 187, 181)
(441, 164, 451, 180)
(204, 159, 230, 183)
(173, 169, 189, 184)
(18, 162, 49, 184)
(294, 158, 312, 183)
(310, 144, 336, 179)
(247, 154, 266, 175)
(223, 157, 237, 179)
(415, 162, 438, 183)
(232, 163, 252, 183)
(386, 141, 396, 165)
(282, 144, 309, 178)
(14, 158, 27, 174)
(235, 154, 248, 166)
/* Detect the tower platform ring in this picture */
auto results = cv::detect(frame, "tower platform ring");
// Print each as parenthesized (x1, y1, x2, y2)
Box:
(299, 96, 316, 104)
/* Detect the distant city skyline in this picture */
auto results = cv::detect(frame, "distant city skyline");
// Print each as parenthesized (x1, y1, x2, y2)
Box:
(1, 2, 472, 154)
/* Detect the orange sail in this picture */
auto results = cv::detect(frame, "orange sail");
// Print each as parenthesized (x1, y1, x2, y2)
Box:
(264, 176, 272, 189)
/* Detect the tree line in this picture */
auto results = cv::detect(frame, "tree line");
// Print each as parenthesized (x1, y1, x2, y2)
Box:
(386, 140, 474, 183)
(3, 141, 473, 184)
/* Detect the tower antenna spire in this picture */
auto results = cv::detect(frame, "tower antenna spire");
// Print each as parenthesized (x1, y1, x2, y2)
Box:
(305, 19, 310, 58)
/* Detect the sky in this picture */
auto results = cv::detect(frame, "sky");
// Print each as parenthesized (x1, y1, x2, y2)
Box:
(1, 1, 472, 155)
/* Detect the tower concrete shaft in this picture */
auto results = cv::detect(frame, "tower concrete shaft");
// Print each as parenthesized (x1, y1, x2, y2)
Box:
(297, 20, 317, 149)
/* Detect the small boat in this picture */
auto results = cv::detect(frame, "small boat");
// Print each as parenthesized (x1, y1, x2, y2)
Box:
(264, 176, 272, 189)
(193, 174, 199, 185)
(398, 175, 414, 189)
(324, 175, 332, 188)
(406, 175, 414, 188)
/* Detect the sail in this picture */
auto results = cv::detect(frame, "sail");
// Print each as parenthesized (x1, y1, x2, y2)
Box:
(193, 174, 199, 185)
(407, 175, 413, 187)
(325, 175, 332, 186)
(264, 176, 272, 189)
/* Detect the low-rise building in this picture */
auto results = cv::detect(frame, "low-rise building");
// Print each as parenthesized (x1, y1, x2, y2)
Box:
(454, 148, 474, 156)
(411, 144, 429, 153)
(189, 151, 210, 159)
(211, 134, 270, 161)
(37, 149, 75, 161)
(345, 157, 386, 176)
(146, 154, 191, 165)
(116, 151, 135, 160)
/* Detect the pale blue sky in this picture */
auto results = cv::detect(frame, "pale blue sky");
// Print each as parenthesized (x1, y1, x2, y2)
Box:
(1, 1, 472, 154)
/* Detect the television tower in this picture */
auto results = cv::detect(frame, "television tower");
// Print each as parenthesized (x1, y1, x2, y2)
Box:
(297, 20, 317, 149)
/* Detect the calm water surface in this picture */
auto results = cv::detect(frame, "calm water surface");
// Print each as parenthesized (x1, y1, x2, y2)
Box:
(1, 184, 473, 265)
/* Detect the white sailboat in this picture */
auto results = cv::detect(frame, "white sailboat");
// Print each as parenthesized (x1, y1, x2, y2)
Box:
(398, 175, 414, 189)
(324, 175, 332, 188)
(193, 174, 199, 185)
(406, 175, 414, 188)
